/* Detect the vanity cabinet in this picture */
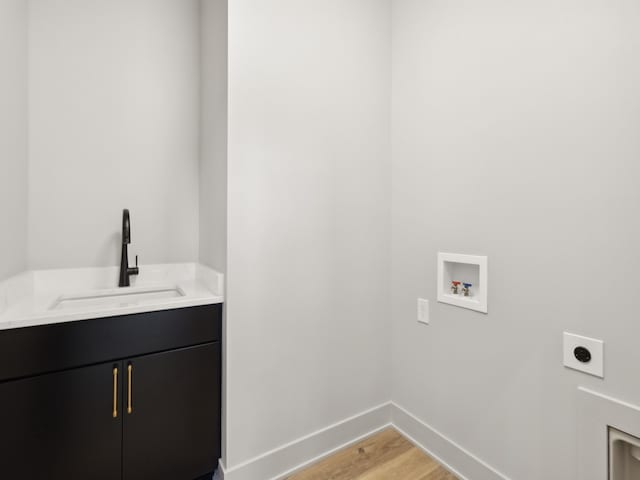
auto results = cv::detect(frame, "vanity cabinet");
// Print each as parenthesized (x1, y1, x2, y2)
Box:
(0, 360, 123, 480)
(0, 304, 222, 480)
(123, 343, 221, 480)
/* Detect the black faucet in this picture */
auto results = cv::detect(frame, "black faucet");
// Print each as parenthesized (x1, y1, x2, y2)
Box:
(119, 209, 139, 287)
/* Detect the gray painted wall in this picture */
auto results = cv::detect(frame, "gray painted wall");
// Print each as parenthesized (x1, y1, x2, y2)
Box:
(225, 0, 391, 468)
(200, 0, 228, 465)
(200, 0, 228, 274)
(391, 1, 640, 479)
(27, 0, 201, 269)
(0, 0, 28, 281)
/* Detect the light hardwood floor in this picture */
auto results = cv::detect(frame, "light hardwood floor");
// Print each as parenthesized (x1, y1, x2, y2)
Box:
(285, 428, 458, 480)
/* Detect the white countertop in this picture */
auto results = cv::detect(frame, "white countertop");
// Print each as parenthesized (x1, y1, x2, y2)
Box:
(0, 263, 224, 331)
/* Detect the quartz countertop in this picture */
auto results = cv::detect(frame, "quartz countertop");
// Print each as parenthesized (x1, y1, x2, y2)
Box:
(0, 263, 224, 331)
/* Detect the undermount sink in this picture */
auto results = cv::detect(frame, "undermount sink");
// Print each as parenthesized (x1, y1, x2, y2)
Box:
(50, 286, 186, 312)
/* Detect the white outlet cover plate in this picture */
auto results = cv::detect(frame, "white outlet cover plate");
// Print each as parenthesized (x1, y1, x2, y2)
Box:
(418, 298, 429, 325)
(563, 332, 604, 378)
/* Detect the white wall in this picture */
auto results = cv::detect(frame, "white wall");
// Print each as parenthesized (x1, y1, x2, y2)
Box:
(391, 1, 640, 479)
(200, 0, 228, 274)
(200, 0, 228, 465)
(27, 0, 201, 270)
(225, 0, 391, 468)
(0, 0, 28, 281)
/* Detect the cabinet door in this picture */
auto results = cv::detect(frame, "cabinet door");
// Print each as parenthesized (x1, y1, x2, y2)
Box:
(123, 343, 221, 480)
(0, 361, 123, 480)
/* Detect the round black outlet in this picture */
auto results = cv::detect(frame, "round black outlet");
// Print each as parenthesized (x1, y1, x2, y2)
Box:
(574, 346, 592, 363)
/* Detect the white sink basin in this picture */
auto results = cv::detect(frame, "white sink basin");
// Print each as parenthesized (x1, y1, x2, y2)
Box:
(50, 286, 186, 312)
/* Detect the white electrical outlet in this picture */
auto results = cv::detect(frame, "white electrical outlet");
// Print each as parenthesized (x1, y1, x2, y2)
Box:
(418, 298, 429, 325)
(563, 332, 604, 378)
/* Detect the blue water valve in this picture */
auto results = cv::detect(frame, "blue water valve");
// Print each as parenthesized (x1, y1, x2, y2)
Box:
(462, 283, 472, 297)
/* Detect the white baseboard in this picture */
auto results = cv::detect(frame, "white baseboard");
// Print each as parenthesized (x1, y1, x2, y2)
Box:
(220, 402, 392, 480)
(220, 401, 510, 480)
(390, 402, 511, 480)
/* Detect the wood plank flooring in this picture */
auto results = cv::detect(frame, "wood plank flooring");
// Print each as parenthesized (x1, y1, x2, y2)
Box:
(285, 428, 458, 480)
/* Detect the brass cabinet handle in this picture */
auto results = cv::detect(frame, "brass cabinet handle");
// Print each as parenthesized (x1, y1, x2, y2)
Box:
(112, 367, 118, 418)
(127, 364, 133, 414)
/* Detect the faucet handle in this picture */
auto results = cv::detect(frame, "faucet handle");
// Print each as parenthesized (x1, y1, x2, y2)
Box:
(127, 255, 140, 277)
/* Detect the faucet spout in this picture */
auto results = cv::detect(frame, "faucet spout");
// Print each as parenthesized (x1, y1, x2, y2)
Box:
(122, 209, 131, 245)
(119, 209, 139, 287)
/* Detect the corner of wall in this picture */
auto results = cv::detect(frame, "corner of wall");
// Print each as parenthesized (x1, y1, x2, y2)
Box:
(0, 0, 29, 281)
(198, 0, 228, 275)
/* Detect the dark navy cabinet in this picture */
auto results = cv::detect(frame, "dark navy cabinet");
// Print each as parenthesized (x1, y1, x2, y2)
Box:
(0, 304, 222, 480)
(123, 343, 221, 480)
(0, 360, 123, 480)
